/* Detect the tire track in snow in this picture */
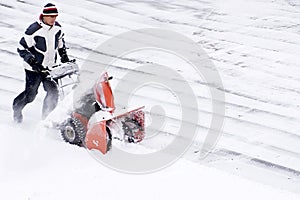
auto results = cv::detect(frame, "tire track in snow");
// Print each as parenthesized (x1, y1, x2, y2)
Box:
(210, 149, 300, 177)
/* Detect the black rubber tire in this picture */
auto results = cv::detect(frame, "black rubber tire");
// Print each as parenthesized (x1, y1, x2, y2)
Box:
(106, 126, 112, 152)
(60, 117, 86, 146)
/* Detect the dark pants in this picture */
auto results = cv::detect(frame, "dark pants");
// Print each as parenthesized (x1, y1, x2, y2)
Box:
(13, 69, 59, 119)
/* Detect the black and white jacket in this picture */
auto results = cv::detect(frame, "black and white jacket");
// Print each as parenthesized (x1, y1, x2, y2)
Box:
(17, 19, 66, 71)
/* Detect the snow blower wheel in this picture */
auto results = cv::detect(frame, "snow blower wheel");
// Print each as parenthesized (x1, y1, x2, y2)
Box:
(106, 126, 112, 152)
(61, 117, 86, 146)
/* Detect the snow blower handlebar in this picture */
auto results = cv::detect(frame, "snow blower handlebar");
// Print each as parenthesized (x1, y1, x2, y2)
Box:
(48, 62, 79, 79)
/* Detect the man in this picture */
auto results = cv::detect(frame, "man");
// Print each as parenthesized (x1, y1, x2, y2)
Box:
(13, 3, 72, 123)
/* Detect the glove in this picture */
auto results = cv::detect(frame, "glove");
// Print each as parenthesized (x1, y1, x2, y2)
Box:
(32, 64, 48, 73)
(27, 57, 46, 72)
(61, 54, 70, 63)
(27, 56, 37, 66)
(58, 48, 71, 63)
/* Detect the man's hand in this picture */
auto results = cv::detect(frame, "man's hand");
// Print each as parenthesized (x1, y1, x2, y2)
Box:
(60, 53, 70, 63)
(27, 57, 48, 73)
(32, 63, 46, 72)
(58, 48, 75, 63)
(58, 48, 69, 63)
(32, 63, 50, 75)
(27, 56, 37, 66)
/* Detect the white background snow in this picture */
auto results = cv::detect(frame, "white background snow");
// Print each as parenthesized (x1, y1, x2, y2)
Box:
(0, 0, 300, 199)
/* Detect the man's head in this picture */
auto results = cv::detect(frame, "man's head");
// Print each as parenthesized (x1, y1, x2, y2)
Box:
(41, 3, 58, 26)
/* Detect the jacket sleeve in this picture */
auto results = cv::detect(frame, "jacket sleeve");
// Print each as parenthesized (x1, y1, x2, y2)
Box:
(57, 28, 70, 61)
(57, 28, 66, 50)
(17, 22, 42, 64)
(17, 34, 34, 63)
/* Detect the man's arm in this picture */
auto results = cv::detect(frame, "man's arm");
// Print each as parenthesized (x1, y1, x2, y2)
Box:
(17, 35, 35, 64)
(17, 22, 43, 67)
(56, 24, 72, 63)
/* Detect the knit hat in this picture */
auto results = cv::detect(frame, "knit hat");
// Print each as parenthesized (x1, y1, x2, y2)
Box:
(42, 3, 58, 16)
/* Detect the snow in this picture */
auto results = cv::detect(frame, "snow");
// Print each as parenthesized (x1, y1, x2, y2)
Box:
(0, 128, 298, 200)
(1, 0, 300, 199)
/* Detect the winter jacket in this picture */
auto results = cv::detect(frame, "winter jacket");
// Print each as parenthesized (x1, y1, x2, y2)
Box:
(17, 20, 66, 71)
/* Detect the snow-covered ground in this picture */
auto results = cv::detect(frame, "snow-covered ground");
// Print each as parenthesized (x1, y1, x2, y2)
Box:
(1, 0, 300, 199)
